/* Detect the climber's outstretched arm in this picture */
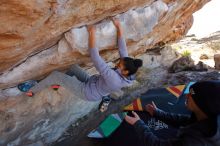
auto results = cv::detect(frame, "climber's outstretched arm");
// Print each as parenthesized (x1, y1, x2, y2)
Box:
(87, 25, 110, 74)
(88, 25, 96, 49)
(112, 19, 128, 58)
(112, 19, 123, 38)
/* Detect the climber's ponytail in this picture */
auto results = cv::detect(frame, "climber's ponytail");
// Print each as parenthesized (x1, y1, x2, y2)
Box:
(123, 57, 143, 76)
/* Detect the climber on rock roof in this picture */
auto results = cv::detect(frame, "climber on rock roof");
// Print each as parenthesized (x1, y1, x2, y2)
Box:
(27, 19, 143, 106)
(66, 18, 143, 102)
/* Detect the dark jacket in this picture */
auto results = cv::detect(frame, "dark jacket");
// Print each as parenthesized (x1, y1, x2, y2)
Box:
(134, 109, 220, 146)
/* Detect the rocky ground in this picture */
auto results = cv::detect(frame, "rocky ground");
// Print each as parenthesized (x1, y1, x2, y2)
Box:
(51, 32, 220, 146)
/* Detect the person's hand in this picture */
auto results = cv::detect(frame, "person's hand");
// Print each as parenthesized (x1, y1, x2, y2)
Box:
(125, 111, 140, 125)
(87, 25, 96, 49)
(145, 101, 157, 116)
(112, 18, 121, 28)
(87, 25, 96, 34)
(112, 18, 123, 37)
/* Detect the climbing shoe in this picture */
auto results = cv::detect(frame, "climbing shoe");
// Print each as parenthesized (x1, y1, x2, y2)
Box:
(17, 80, 37, 92)
(99, 96, 112, 112)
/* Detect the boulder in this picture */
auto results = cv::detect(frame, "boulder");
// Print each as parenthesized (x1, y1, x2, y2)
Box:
(0, 0, 210, 89)
(0, 71, 99, 146)
(0, 0, 212, 145)
(200, 54, 209, 60)
(214, 54, 220, 70)
(168, 56, 208, 73)
(168, 56, 195, 73)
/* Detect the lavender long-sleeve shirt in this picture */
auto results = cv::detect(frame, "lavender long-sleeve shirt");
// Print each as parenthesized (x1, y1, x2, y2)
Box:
(84, 37, 133, 101)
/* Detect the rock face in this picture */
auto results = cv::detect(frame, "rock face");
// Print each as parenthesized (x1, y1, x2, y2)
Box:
(0, 0, 210, 89)
(214, 54, 220, 70)
(0, 71, 99, 146)
(0, 0, 212, 146)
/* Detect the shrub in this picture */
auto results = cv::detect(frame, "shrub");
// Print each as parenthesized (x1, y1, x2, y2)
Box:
(182, 50, 191, 57)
